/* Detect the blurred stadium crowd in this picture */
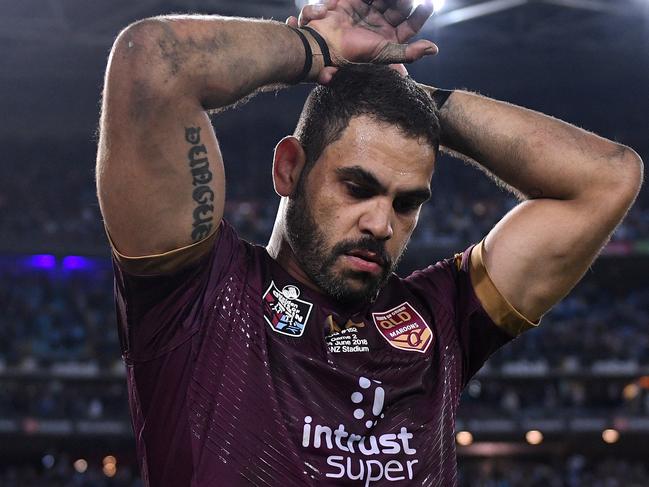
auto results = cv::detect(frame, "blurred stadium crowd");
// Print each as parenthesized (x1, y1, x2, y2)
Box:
(459, 457, 649, 487)
(1, 139, 647, 255)
(2, 266, 648, 416)
(1, 457, 647, 487)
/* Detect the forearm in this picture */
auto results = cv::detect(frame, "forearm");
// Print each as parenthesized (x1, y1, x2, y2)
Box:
(111, 15, 316, 110)
(422, 87, 642, 203)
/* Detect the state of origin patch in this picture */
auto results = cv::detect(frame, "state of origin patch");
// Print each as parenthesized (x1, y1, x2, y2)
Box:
(262, 281, 313, 337)
(372, 302, 433, 353)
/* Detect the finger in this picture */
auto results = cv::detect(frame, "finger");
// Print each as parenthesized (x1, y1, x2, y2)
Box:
(298, 3, 328, 26)
(298, 0, 338, 23)
(396, 1, 435, 42)
(286, 16, 299, 28)
(360, 0, 389, 13)
(371, 39, 437, 64)
(317, 66, 339, 85)
(383, 0, 417, 27)
(403, 39, 438, 61)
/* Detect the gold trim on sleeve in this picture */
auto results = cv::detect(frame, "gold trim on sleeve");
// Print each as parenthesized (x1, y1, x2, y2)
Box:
(106, 226, 219, 276)
(469, 241, 540, 337)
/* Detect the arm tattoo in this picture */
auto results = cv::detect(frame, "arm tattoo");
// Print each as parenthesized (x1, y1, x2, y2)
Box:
(185, 126, 215, 241)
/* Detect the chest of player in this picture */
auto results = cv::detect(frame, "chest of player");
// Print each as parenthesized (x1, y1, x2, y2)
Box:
(261, 278, 435, 359)
(256, 277, 462, 485)
(186, 262, 463, 486)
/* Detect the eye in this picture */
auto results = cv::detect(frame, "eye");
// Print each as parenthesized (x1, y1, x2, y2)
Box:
(393, 198, 422, 215)
(345, 182, 374, 200)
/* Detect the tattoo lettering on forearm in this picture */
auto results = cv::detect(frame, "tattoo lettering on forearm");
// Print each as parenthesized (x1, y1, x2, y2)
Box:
(185, 126, 215, 241)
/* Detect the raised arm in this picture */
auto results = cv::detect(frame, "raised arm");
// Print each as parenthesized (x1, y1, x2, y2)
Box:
(423, 88, 644, 321)
(96, 1, 436, 261)
(96, 17, 312, 259)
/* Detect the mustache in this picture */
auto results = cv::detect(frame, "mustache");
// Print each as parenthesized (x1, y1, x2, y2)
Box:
(331, 237, 392, 268)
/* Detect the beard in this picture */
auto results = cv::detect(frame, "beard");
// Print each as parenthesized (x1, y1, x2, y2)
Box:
(285, 174, 400, 305)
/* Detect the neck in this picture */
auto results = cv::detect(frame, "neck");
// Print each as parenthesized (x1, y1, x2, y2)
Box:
(267, 202, 321, 294)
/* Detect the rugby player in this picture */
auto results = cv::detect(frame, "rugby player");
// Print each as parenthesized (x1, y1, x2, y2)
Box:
(96, 0, 643, 485)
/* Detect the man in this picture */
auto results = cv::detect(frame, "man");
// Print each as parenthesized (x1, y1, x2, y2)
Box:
(96, 1, 643, 485)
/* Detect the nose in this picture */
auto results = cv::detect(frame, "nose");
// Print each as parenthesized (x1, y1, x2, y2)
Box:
(358, 199, 394, 241)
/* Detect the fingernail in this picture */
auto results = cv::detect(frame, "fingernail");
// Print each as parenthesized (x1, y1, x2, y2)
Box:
(313, 4, 326, 12)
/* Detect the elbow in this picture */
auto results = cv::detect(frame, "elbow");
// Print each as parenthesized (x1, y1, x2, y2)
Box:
(579, 144, 643, 224)
(107, 18, 178, 94)
(111, 18, 162, 68)
(611, 145, 644, 207)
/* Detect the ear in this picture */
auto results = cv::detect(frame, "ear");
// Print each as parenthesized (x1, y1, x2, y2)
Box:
(273, 136, 307, 197)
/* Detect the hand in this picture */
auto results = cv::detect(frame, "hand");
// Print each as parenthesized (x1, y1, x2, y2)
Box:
(287, 0, 435, 83)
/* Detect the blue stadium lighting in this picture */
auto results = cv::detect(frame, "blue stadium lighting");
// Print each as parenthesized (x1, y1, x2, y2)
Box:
(41, 454, 55, 469)
(28, 254, 56, 269)
(62, 256, 93, 270)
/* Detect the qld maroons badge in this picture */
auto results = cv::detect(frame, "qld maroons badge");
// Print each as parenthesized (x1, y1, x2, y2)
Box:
(263, 281, 313, 337)
(372, 302, 433, 353)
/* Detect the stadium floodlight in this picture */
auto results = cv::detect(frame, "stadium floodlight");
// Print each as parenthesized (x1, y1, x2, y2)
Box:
(73, 459, 88, 474)
(525, 430, 543, 445)
(103, 455, 117, 467)
(414, 0, 446, 13)
(294, 0, 323, 10)
(602, 429, 620, 444)
(103, 462, 117, 478)
(455, 431, 474, 446)
(41, 455, 55, 469)
(434, 0, 528, 28)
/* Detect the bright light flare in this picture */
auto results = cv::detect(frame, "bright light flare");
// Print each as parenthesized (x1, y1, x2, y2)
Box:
(456, 431, 474, 446)
(602, 429, 620, 444)
(103, 455, 117, 466)
(294, 0, 325, 9)
(525, 430, 544, 445)
(73, 459, 88, 473)
(41, 455, 55, 469)
(414, 0, 446, 12)
(623, 383, 640, 401)
(103, 462, 117, 477)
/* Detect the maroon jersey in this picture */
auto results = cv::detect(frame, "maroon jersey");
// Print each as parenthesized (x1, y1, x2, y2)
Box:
(112, 221, 534, 486)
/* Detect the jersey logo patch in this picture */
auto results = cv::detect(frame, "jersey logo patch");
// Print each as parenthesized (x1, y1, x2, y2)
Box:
(372, 302, 433, 353)
(262, 281, 313, 337)
(325, 316, 370, 354)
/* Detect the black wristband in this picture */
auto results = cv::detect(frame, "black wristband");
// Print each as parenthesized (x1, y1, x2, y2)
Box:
(302, 26, 333, 67)
(432, 89, 453, 109)
(289, 27, 313, 84)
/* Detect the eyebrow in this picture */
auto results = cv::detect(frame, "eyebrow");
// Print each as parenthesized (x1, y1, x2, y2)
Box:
(335, 166, 432, 202)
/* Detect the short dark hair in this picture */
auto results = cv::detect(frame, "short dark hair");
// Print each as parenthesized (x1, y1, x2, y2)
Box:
(294, 64, 440, 171)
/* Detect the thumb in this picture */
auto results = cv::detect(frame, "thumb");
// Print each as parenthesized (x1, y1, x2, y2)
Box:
(404, 39, 438, 62)
(285, 16, 299, 28)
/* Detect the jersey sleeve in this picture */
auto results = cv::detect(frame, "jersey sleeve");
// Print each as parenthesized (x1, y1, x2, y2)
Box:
(111, 220, 245, 362)
(406, 241, 539, 387)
